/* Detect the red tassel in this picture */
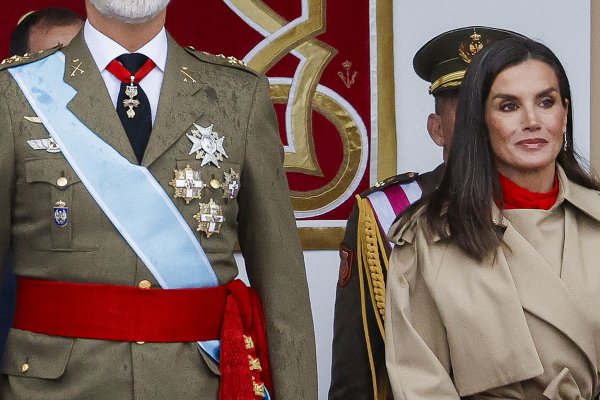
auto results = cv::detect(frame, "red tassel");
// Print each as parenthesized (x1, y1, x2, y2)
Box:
(219, 295, 254, 400)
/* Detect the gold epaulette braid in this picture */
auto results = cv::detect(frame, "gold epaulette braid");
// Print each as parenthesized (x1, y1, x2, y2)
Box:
(362, 211, 386, 320)
(356, 196, 387, 338)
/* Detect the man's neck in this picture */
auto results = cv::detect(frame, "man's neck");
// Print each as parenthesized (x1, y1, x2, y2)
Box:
(85, 2, 166, 52)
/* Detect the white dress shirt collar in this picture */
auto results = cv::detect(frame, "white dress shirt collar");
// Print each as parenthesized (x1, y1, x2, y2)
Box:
(83, 19, 167, 73)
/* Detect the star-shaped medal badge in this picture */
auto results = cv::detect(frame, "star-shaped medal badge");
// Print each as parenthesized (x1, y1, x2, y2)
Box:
(221, 168, 240, 200)
(187, 123, 228, 168)
(169, 165, 205, 204)
(193, 199, 224, 237)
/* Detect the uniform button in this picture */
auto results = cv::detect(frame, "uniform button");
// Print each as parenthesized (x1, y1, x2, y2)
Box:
(138, 280, 152, 289)
(21, 363, 29, 373)
(210, 179, 221, 189)
(136, 341, 145, 345)
(57, 177, 68, 187)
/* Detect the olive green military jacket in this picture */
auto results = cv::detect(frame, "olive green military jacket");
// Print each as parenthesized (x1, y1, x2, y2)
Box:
(329, 165, 442, 400)
(0, 32, 317, 400)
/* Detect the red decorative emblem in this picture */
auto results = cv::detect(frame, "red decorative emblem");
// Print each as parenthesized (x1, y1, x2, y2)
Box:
(338, 245, 353, 287)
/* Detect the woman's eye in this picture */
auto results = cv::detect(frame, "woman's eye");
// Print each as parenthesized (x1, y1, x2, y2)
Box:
(540, 98, 555, 108)
(500, 103, 517, 112)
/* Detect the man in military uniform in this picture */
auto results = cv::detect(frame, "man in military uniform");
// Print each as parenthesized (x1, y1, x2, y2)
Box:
(329, 26, 525, 400)
(0, 1, 317, 399)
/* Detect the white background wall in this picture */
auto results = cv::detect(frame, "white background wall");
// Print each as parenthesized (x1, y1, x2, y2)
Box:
(244, 2, 591, 399)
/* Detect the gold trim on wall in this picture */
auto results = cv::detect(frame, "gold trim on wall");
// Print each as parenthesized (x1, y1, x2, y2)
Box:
(376, 0, 397, 182)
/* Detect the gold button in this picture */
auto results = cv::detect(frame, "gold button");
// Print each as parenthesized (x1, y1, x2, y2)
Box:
(210, 179, 221, 189)
(21, 363, 29, 373)
(138, 280, 152, 289)
(57, 177, 68, 187)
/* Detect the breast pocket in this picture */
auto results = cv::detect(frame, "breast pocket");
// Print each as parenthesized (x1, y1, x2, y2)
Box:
(23, 158, 105, 251)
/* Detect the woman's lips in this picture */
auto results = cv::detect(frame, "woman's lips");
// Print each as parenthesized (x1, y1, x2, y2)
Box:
(517, 138, 548, 148)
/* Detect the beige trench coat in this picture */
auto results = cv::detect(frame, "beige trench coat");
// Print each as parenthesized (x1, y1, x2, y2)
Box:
(385, 166, 600, 399)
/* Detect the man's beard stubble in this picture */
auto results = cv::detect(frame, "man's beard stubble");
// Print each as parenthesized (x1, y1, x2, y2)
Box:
(88, 0, 171, 23)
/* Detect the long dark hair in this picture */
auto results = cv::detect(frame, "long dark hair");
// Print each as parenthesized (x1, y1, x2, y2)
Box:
(421, 37, 599, 261)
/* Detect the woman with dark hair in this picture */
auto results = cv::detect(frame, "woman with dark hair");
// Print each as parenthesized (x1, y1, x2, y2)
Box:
(385, 37, 600, 399)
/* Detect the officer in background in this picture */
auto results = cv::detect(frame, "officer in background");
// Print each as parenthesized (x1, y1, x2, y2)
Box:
(0, 7, 84, 360)
(10, 7, 83, 56)
(329, 26, 525, 400)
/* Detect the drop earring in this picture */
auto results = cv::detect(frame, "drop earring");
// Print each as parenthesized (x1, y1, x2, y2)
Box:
(563, 128, 567, 152)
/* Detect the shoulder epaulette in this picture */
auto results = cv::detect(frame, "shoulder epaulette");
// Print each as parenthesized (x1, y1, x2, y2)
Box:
(360, 171, 419, 198)
(183, 46, 259, 77)
(0, 44, 62, 71)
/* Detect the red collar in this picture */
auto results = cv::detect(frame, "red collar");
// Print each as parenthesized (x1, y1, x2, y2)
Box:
(499, 173, 559, 210)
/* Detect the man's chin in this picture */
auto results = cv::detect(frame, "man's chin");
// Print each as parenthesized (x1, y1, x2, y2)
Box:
(89, 0, 170, 24)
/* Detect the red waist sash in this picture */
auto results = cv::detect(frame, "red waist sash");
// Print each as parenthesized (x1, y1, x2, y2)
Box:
(14, 277, 227, 342)
(13, 277, 274, 399)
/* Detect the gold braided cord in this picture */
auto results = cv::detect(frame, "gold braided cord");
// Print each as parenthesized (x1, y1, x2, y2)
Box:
(357, 198, 386, 338)
(355, 195, 379, 400)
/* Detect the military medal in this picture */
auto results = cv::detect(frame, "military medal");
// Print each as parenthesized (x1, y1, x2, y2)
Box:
(27, 136, 61, 153)
(123, 76, 140, 118)
(221, 168, 240, 200)
(193, 199, 224, 237)
(169, 165, 205, 204)
(53, 200, 69, 227)
(187, 124, 228, 168)
(105, 56, 157, 119)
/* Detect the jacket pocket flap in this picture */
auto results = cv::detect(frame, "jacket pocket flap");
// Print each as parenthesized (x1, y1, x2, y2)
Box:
(25, 158, 81, 187)
(1, 329, 74, 379)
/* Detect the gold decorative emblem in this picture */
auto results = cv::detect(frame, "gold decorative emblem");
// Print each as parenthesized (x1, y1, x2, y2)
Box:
(338, 60, 357, 89)
(458, 29, 488, 64)
(216, 53, 247, 67)
(1, 53, 30, 65)
(244, 335, 255, 350)
(221, 168, 240, 200)
(180, 66, 196, 83)
(248, 355, 262, 371)
(193, 199, 224, 237)
(169, 165, 205, 204)
(252, 377, 266, 397)
(187, 124, 229, 168)
(70, 59, 85, 77)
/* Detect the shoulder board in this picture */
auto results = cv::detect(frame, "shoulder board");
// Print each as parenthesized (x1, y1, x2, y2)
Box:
(0, 44, 62, 71)
(360, 171, 419, 198)
(184, 46, 259, 77)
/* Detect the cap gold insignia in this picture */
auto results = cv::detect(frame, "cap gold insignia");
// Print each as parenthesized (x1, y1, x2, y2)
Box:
(193, 199, 224, 237)
(458, 30, 487, 64)
(169, 165, 205, 204)
(187, 123, 228, 168)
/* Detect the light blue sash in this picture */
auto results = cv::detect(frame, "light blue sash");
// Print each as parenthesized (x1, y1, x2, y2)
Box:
(9, 52, 224, 361)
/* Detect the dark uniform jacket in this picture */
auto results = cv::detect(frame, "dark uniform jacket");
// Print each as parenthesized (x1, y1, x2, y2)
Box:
(0, 32, 317, 400)
(329, 165, 443, 400)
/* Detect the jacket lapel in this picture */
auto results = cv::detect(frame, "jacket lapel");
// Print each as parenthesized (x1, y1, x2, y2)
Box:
(142, 35, 205, 167)
(501, 214, 598, 377)
(60, 32, 137, 164)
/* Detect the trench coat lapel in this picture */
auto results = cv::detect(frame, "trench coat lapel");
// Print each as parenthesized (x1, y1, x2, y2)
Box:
(61, 32, 138, 164)
(501, 212, 598, 377)
(434, 231, 544, 396)
(142, 35, 205, 167)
